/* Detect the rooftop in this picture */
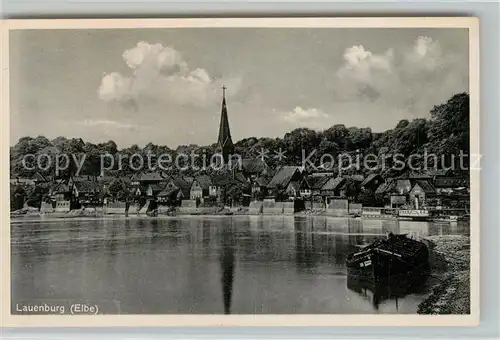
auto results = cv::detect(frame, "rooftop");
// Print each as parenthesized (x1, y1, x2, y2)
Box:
(267, 166, 302, 189)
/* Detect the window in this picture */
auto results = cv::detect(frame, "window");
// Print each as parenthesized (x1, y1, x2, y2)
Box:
(300, 189, 312, 196)
(209, 186, 217, 196)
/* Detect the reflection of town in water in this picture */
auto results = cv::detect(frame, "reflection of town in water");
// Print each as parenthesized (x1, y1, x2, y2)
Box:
(11, 216, 468, 314)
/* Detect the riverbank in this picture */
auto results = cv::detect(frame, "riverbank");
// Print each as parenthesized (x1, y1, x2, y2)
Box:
(10, 208, 466, 222)
(418, 235, 470, 314)
(11, 207, 104, 218)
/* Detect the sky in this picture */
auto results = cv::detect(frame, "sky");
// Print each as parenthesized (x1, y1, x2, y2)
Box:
(9, 28, 469, 148)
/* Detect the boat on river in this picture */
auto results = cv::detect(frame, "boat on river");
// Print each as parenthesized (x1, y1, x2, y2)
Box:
(398, 209, 430, 221)
(432, 215, 459, 223)
(346, 233, 430, 282)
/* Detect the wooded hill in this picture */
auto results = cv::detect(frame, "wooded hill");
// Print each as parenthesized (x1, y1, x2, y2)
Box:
(10, 92, 470, 179)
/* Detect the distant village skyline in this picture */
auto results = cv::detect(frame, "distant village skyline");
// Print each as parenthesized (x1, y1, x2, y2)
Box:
(10, 28, 469, 148)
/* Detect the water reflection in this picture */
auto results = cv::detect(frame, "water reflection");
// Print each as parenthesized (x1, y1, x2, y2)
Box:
(347, 218, 364, 246)
(151, 219, 159, 244)
(220, 220, 235, 314)
(295, 217, 312, 269)
(347, 272, 430, 311)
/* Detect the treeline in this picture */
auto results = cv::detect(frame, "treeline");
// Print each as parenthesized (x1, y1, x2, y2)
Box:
(10, 92, 470, 179)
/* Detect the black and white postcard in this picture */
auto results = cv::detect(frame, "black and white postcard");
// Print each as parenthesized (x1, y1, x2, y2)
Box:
(1, 18, 479, 327)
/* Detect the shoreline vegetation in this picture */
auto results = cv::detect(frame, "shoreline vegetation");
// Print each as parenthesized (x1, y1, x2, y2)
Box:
(418, 235, 471, 314)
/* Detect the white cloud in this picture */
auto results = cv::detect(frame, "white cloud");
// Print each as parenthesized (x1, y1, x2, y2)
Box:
(272, 36, 467, 135)
(279, 106, 333, 130)
(98, 41, 241, 108)
(80, 119, 135, 130)
(334, 36, 468, 116)
(283, 106, 328, 122)
(122, 41, 188, 72)
(336, 45, 397, 101)
(338, 45, 394, 82)
(98, 72, 132, 102)
(405, 36, 442, 71)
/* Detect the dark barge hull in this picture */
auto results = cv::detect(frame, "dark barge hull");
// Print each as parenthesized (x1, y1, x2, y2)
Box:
(346, 234, 430, 282)
(346, 269, 430, 310)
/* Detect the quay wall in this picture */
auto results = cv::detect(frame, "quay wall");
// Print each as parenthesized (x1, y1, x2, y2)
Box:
(40, 202, 54, 214)
(179, 200, 198, 214)
(130, 203, 142, 215)
(229, 206, 244, 213)
(92, 206, 104, 214)
(362, 207, 383, 217)
(326, 199, 348, 216)
(104, 202, 127, 214)
(105, 206, 126, 215)
(262, 200, 283, 215)
(157, 206, 173, 215)
(349, 203, 363, 214)
(325, 209, 348, 217)
(248, 201, 263, 214)
(311, 202, 326, 210)
(137, 201, 150, 215)
(197, 207, 219, 214)
(282, 202, 295, 215)
(328, 199, 348, 210)
(54, 200, 70, 213)
(304, 201, 325, 210)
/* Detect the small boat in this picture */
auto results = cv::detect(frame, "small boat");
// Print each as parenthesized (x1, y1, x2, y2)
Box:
(346, 233, 430, 282)
(459, 214, 470, 221)
(398, 209, 430, 221)
(433, 215, 459, 223)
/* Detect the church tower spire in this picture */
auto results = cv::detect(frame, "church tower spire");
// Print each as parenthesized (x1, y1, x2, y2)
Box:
(216, 85, 234, 162)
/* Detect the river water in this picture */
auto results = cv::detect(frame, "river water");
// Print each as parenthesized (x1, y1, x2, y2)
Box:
(11, 216, 469, 314)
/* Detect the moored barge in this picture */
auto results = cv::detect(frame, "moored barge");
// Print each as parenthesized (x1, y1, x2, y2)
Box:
(346, 233, 430, 282)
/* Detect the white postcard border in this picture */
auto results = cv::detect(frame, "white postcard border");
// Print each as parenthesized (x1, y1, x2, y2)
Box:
(0, 17, 480, 327)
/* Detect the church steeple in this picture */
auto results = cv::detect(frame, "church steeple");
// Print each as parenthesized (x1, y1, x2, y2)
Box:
(216, 85, 234, 162)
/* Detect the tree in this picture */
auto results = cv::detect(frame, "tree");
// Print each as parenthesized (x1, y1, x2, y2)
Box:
(10, 185, 26, 211)
(393, 118, 429, 156)
(25, 186, 45, 208)
(346, 127, 372, 151)
(318, 139, 339, 159)
(8, 92, 470, 183)
(82, 143, 101, 175)
(357, 189, 384, 207)
(427, 92, 470, 165)
(343, 179, 360, 200)
(395, 119, 410, 129)
(108, 179, 126, 200)
(52, 136, 71, 152)
(284, 128, 319, 165)
(323, 124, 349, 150)
(99, 140, 118, 155)
(69, 138, 85, 153)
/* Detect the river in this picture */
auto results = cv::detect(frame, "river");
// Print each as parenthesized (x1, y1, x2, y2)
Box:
(11, 216, 469, 314)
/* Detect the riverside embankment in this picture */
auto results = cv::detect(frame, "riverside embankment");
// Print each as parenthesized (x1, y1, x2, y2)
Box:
(418, 235, 471, 314)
